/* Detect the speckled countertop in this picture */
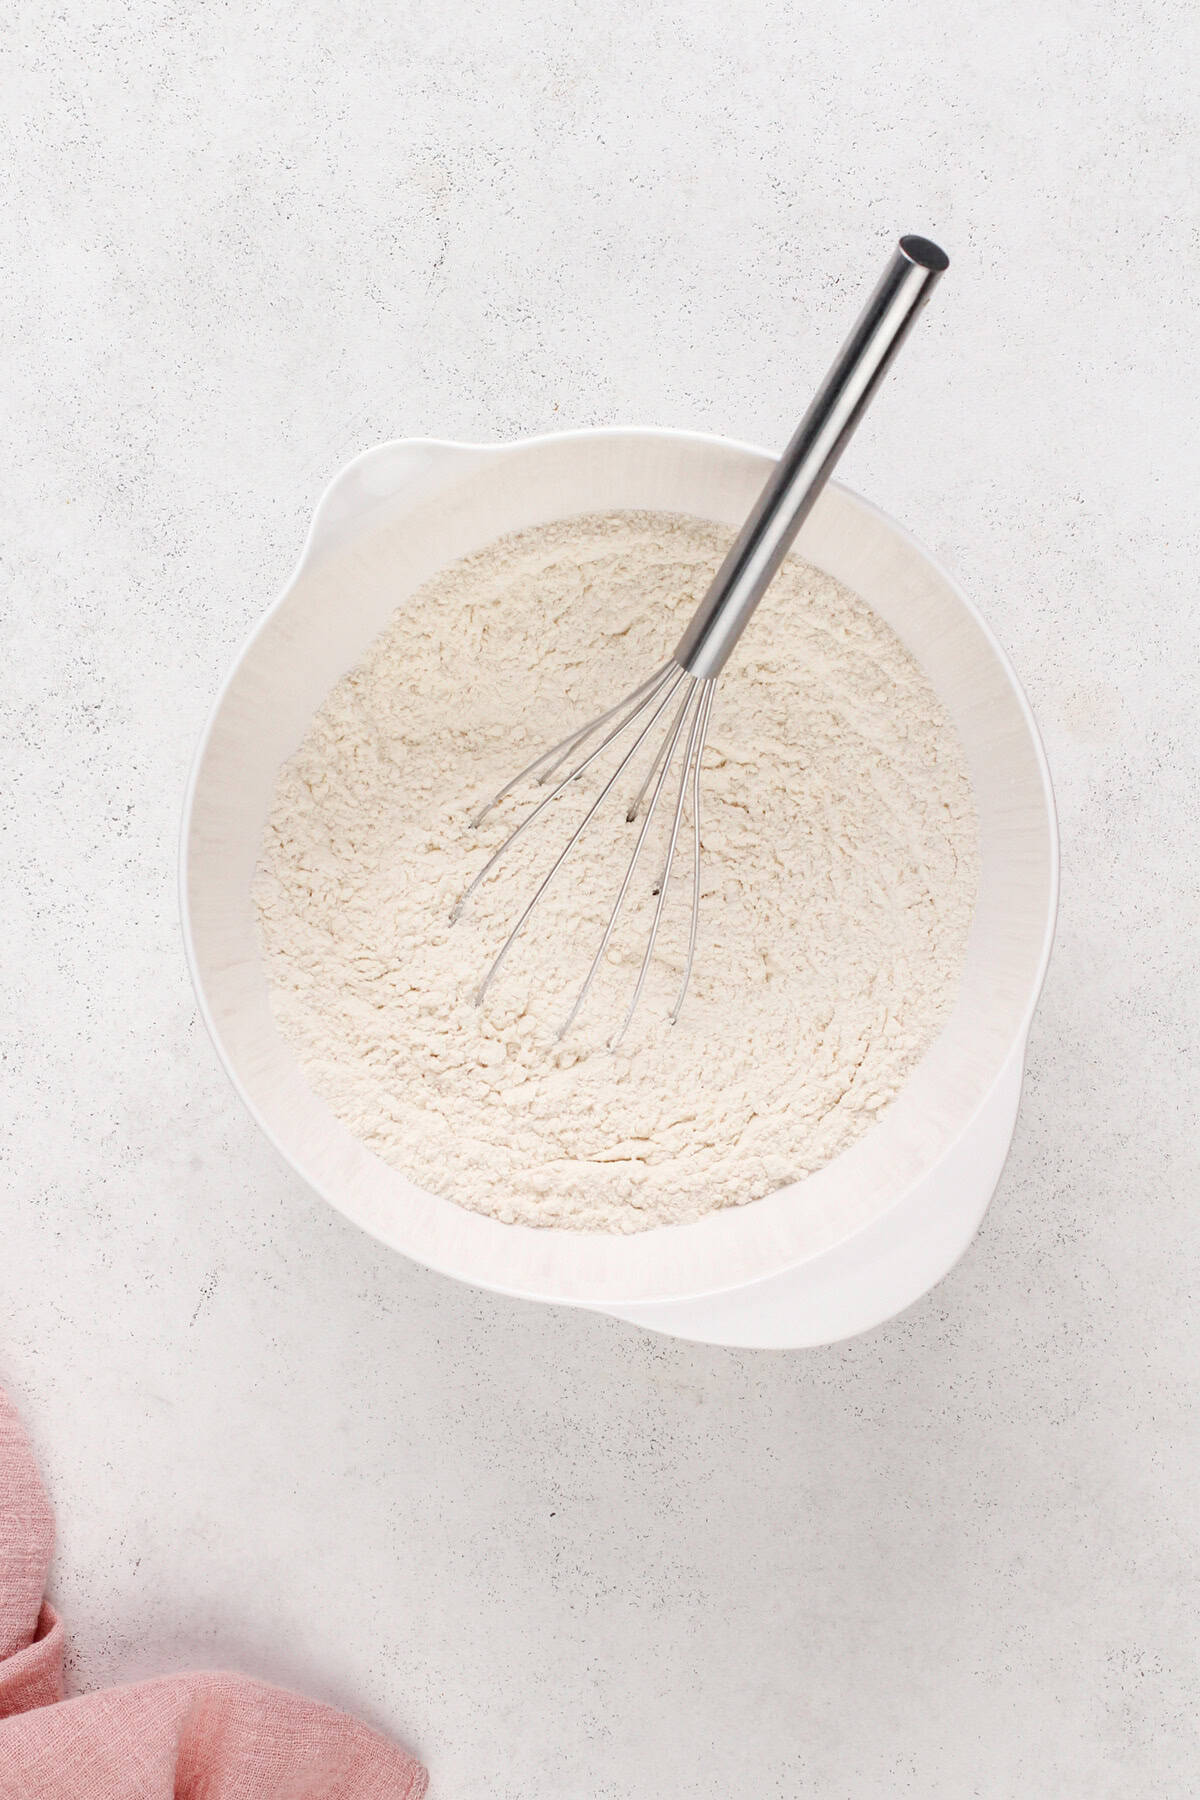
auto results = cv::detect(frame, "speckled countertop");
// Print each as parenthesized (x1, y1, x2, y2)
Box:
(1, 2, 1196, 1794)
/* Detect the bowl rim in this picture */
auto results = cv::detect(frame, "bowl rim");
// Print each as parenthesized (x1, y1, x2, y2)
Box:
(180, 425, 1060, 1304)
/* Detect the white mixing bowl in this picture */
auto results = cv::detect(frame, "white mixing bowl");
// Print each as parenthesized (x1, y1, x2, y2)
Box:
(181, 429, 1057, 1347)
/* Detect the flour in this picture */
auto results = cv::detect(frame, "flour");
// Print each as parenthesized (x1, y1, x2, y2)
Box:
(253, 510, 978, 1232)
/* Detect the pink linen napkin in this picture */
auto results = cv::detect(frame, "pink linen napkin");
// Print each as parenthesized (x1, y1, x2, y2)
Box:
(0, 1387, 427, 1798)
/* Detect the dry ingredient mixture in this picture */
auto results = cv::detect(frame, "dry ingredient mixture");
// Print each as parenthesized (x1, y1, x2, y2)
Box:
(253, 511, 978, 1232)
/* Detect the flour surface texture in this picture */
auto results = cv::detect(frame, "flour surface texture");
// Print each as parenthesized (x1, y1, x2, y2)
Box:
(253, 511, 979, 1232)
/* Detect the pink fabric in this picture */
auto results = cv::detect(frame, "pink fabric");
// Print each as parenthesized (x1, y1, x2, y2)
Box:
(0, 1388, 427, 1799)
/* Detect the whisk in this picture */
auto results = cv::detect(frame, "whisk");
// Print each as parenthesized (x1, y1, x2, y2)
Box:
(453, 235, 948, 1041)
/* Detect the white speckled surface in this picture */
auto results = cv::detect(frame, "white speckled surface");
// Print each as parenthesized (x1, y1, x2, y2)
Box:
(1, 2, 1197, 1793)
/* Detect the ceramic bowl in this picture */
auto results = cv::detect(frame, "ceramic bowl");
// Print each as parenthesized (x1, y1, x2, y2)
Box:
(181, 429, 1057, 1346)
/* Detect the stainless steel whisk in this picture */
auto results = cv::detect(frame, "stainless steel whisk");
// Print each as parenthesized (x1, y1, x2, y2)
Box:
(453, 235, 948, 1041)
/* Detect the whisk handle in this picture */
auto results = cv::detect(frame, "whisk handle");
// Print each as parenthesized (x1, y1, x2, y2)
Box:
(673, 235, 948, 680)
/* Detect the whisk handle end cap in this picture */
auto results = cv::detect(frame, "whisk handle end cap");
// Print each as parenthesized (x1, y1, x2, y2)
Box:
(898, 235, 949, 272)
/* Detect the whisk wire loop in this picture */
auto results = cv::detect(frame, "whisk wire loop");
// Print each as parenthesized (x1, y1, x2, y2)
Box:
(671, 681, 715, 1026)
(452, 662, 679, 926)
(470, 662, 672, 828)
(611, 677, 713, 1047)
(469, 667, 691, 1005)
(454, 657, 717, 1038)
(557, 676, 702, 1040)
